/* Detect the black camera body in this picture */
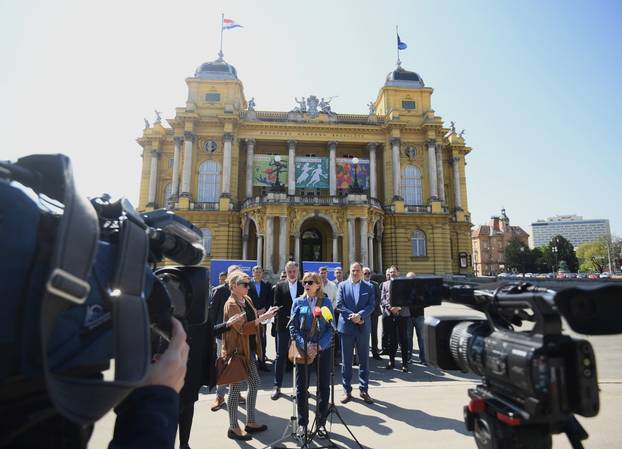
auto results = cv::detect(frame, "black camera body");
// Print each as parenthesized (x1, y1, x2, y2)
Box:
(423, 281, 622, 449)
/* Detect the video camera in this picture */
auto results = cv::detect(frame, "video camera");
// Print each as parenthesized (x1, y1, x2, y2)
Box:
(418, 278, 622, 449)
(0, 154, 209, 446)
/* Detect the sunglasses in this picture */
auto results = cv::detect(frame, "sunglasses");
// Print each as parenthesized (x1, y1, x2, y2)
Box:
(303, 280, 316, 286)
(363, 272, 371, 276)
(238, 282, 250, 288)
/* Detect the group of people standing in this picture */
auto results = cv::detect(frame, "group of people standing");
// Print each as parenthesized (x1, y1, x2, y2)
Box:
(203, 260, 426, 444)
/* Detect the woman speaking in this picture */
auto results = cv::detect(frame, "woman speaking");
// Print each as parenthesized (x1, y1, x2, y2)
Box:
(289, 271, 334, 439)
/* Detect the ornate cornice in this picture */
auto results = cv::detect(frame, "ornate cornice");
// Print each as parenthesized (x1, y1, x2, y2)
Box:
(183, 131, 195, 142)
(223, 132, 234, 142)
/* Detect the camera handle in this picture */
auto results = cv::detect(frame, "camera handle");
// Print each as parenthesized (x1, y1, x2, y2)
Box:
(562, 415, 588, 449)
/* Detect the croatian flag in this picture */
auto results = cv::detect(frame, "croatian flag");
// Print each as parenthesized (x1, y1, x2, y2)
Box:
(397, 33, 407, 50)
(223, 18, 243, 30)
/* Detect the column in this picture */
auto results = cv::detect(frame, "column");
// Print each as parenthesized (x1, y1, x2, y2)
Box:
(256, 235, 263, 267)
(171, 137, 181, 197)
(391, 138, 401, 199)
(180, 132, 194, 196)
(221, 133, 233, 197)
(332, 237, 339, 262)
(245, 138, 255, 198)
(377, 238, 383, 273)
(279, 216, 288, 271)
(427, 139, 438, 200)
(328, 141, 337, 196)
(288, 140, 296, 195)
(436, 144, 446, 203)
(360, 218, 369, 266)
(368, 235, 375, 271)
(368, 142, 378, 198)
(242, 234, 248, 260)
(265, 216, 274, 272)
(347, 218, 355, 265)
(147, 149, 159, 206)
(294, 233, 301, 263)
(452, 156, 463, 209)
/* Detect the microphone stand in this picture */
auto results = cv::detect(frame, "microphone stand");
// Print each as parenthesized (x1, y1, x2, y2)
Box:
(307, 318, 364, 449)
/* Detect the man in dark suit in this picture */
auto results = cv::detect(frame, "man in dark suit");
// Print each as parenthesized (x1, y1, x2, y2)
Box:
(381, 266, 411, 372)
(248, 265, 272, 371)
(363, 267, 382, 360)
(336, 262, 376, 404)
(271, 261, 303, 400)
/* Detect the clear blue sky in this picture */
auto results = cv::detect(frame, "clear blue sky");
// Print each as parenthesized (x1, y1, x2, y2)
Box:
(1, 0, 620, 237)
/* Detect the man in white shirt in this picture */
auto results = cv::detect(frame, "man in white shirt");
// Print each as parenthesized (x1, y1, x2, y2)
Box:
(319, 266, 337, 308)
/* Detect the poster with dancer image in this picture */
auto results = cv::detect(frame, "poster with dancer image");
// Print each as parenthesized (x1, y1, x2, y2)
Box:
(295, 157, 329, 188)
(253, 154, 288, 187)
(336, 158, 370, 190)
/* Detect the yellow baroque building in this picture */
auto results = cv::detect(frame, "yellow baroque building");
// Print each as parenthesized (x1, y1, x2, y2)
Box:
(137, 55, 473, 276)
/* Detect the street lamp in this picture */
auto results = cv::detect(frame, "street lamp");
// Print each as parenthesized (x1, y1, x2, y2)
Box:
(519, 246, 525, 277)
(269, 155, 286, 192)
(349, 157, 363, 193)
(552, 243, 558, 273)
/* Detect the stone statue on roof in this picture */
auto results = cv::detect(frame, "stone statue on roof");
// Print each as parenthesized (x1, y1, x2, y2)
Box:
(154, 110, 162, 124)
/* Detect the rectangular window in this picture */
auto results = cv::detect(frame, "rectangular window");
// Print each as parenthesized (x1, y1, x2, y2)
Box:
(205, 93, 221, 102)
(402, 100, 416, 110)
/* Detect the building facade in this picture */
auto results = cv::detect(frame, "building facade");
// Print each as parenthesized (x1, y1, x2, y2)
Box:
(137, 55, 473, 276)
(472, 209, 529, 276)
(531, 215, 611, 248)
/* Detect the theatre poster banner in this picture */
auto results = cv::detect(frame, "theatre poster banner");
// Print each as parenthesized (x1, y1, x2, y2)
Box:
(253, 155, 288, 187)
(336, 158, 370, 190)
(295, 157, 329, 188)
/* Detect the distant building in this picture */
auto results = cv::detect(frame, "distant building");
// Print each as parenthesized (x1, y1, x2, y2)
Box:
(531, 215, 610, 248)
(472, 209, 529, 276)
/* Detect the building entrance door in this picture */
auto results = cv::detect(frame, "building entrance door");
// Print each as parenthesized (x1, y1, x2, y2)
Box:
(301, 229, 322, 261)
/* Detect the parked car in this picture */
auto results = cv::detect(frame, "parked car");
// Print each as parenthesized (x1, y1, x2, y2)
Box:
(576, 273, 588, 279)
(588, 273, 600, 279)
(600, 272, 611, 279)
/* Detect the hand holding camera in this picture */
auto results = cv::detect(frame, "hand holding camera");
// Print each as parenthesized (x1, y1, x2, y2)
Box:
(259, 305, 280, 323)
(145, 317, 189, 393)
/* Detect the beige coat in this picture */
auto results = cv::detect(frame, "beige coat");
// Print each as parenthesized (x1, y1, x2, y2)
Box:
(221, 295, 263, 362)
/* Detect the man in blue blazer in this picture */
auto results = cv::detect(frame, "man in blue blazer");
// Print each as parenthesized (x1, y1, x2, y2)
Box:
(336, 262, 376, 404)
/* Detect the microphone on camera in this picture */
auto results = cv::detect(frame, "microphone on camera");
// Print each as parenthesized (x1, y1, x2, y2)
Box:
(313, 306, 322, 318)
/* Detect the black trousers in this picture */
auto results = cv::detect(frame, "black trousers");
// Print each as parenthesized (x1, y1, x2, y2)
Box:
(386, 315, 410, 364)
(179, 397, 194, 445)
(371, 313, 380, 355)
(296, 349, 331, 427)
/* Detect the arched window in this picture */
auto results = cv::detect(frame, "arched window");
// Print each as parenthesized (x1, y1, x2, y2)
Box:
(197, 161, 220, 202)
(163, 183, 172, 208)
(411, 230, 427, 257)
(402, 165, 423, 205)
(201, 228, 212, 256)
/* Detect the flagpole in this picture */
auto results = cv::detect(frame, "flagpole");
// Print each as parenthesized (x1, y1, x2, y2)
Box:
(219, 13, 224, 60)
(396, 25, 401, 67)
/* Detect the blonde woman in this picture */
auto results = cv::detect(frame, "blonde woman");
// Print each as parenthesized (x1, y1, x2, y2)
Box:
(222, 271, 279, 440)
(289, 271, 334, 438)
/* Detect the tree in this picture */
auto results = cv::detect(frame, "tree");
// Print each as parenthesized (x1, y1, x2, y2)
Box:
(577, 235, 622, 273)
(504, 236, 530, 273)
(541, 235, 579, 272)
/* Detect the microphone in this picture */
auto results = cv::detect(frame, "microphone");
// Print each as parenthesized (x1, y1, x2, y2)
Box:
(313, 306, 322, 318)
(299, 305, 310, 331)
(321, 306, 337, 331)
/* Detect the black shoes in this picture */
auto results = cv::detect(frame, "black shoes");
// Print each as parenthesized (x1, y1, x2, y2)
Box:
(228, 429, 252, 441)
(271, 387, 281, 400)
(244, 424, 268, 434)
(372, 353, 382, 360)
(402, 364, 409, 372)
(385, 360, 395, 369)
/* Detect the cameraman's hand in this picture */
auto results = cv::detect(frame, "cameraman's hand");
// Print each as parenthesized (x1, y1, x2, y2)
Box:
(144, 317, 189, 393)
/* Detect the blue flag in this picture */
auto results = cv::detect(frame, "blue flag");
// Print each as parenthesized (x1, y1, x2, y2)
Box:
(397, 34, 407, 50)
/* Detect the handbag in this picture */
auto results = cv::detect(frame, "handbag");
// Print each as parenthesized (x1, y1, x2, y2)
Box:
(215, 351, 250, 385)
(288, 341, 317, 365)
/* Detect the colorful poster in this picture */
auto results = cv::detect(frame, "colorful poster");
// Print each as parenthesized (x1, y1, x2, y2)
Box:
(336, 158, 369, 190)
(253, 154, 288, 187)
(295, 156, 329, 188)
